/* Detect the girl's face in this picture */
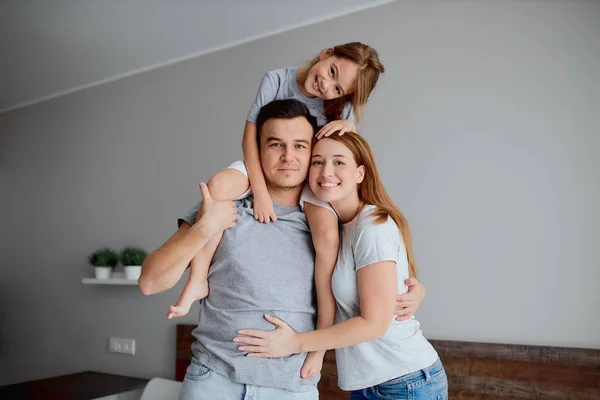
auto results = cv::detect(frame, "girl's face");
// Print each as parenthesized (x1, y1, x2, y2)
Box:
(309, 138, 364, 204)
(303, 51, 359, 100)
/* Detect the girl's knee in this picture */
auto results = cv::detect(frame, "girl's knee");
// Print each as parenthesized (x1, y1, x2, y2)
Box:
(207, 169, 249, 200)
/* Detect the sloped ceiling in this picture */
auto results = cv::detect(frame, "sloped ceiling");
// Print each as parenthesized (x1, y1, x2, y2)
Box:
(0, 0, 395, 113)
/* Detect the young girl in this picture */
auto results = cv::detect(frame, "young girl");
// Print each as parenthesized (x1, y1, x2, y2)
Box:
(233, 133, 448, 400)
(168, 42, 385, 378)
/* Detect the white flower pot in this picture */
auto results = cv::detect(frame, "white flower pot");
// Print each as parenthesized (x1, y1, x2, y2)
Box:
(94, 266, 113, 279)
(124, 265, 142, 280)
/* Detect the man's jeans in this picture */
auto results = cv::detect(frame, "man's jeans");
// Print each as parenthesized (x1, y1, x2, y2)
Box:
(349, 358, 448, 400)
(179, 358, 319, 400)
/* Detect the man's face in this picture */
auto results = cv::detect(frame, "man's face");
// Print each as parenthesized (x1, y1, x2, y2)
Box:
(259, 117, 313, 191)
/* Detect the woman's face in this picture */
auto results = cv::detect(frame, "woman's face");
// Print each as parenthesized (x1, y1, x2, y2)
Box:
(309, 138, 364, 204)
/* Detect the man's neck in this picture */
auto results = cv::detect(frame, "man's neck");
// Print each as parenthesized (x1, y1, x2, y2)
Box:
(267, 186, 303, 207)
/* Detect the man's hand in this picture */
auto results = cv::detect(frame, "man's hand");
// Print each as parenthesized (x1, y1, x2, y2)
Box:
(394, 278, 426, 321)
(196, 182, 237, 237)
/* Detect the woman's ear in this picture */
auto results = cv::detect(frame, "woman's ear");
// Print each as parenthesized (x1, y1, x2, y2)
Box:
(319, 48, 334, 60)
(357, 165, 365, 184)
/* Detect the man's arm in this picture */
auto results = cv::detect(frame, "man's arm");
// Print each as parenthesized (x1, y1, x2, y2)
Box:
(139, 183, 237, 295)
(139, 221, 213, 295)
(395, 278, 426, 321)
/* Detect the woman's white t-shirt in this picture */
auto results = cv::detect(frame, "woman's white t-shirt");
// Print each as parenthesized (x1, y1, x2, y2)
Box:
(332, 205, 439, 391)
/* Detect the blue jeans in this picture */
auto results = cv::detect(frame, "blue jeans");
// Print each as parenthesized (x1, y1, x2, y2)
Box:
(349, 358, 448, 400)
(179, 358, 319, 400)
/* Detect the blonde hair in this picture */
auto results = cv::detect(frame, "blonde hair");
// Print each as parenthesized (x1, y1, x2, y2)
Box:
(323, 132, 417, 278)
(308, 42, 384, 123)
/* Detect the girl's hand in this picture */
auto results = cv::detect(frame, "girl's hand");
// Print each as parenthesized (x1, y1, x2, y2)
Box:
(196, 182, 237, 237)
(394, 278, 426, 321)
(253, 192, 277, 223)
(316, 119, 355, 139)
(234, 314, 301, 358)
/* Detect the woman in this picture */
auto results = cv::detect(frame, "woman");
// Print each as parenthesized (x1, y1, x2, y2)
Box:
(234, 132, 448, 399)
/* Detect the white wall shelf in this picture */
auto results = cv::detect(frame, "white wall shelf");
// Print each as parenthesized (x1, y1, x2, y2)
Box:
(82, 272, 139, 285)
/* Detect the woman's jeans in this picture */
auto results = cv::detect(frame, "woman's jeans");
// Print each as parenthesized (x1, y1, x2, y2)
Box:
(349, 358, 448, 400)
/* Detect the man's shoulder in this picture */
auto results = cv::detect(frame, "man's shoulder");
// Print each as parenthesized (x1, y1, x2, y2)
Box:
(234, 196, 310, 231)
(235, 191, 258, 201)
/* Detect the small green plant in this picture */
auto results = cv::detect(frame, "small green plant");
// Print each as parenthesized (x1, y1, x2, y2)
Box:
(120, 247, 147, 266)
(88, 248, 119, 267)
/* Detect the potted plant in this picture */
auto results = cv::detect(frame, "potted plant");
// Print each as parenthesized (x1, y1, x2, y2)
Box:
(88, 248, 119, 279)
(120, 247, 147, 280)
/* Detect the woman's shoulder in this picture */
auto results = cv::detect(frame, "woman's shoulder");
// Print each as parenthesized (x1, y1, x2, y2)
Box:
(350, 206, 404, 261)
(356, 206, 399, 236)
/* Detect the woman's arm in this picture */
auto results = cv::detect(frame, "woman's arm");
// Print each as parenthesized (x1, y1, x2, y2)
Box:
(298, 259, 397, 352)
(235, 260, 397, 357)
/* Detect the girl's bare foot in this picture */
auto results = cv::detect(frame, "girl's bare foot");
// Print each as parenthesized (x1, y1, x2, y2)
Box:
(167, 278, 209, 319)
(300, 351, 324, 379)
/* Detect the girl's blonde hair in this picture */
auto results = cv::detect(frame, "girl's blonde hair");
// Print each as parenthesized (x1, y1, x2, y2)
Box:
(308, 42, 384, 123)
(323, 132, 417, 278)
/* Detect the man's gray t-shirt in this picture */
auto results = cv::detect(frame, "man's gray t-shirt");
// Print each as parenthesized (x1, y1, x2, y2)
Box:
(178, 196, 319, 392)
(332, 206, 439, 391)
(246, 67, 355, 127)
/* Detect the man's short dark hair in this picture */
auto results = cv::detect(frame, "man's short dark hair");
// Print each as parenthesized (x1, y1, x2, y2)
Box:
(255, 99, 319, 147)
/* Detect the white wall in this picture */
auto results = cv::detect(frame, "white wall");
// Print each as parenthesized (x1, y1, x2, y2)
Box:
(0, 0, 393, 112)
(1, 0, 599, 386)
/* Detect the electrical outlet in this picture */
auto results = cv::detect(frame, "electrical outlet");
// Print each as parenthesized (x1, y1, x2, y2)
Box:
(109, 337, 136, 355)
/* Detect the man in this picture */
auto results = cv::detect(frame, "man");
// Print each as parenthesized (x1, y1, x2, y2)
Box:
(139, 99, 424, 399)
(142, 99, 321, 399)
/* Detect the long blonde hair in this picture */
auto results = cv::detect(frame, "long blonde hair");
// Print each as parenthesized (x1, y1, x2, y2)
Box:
(308, 42, 384, 123)
(324, 132, 417, 278)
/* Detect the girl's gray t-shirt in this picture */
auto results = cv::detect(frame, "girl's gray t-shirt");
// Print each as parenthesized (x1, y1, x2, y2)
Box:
(246, 67, 355, 127)
(332, 205, 439, 391)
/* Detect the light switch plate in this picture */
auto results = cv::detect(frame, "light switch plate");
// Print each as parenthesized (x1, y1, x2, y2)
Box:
(109, 337, 136, 355)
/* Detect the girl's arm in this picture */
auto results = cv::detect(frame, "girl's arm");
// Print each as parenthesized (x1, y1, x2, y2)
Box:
(305, 204, 339, 353)
(316, 102, 357, 138)
(242, 121, 276, 222)
(235, 260, 397, 356)
(315, 119, 356, 139)
(305, 204, 339, 336)
(313, 248, 337, 334)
